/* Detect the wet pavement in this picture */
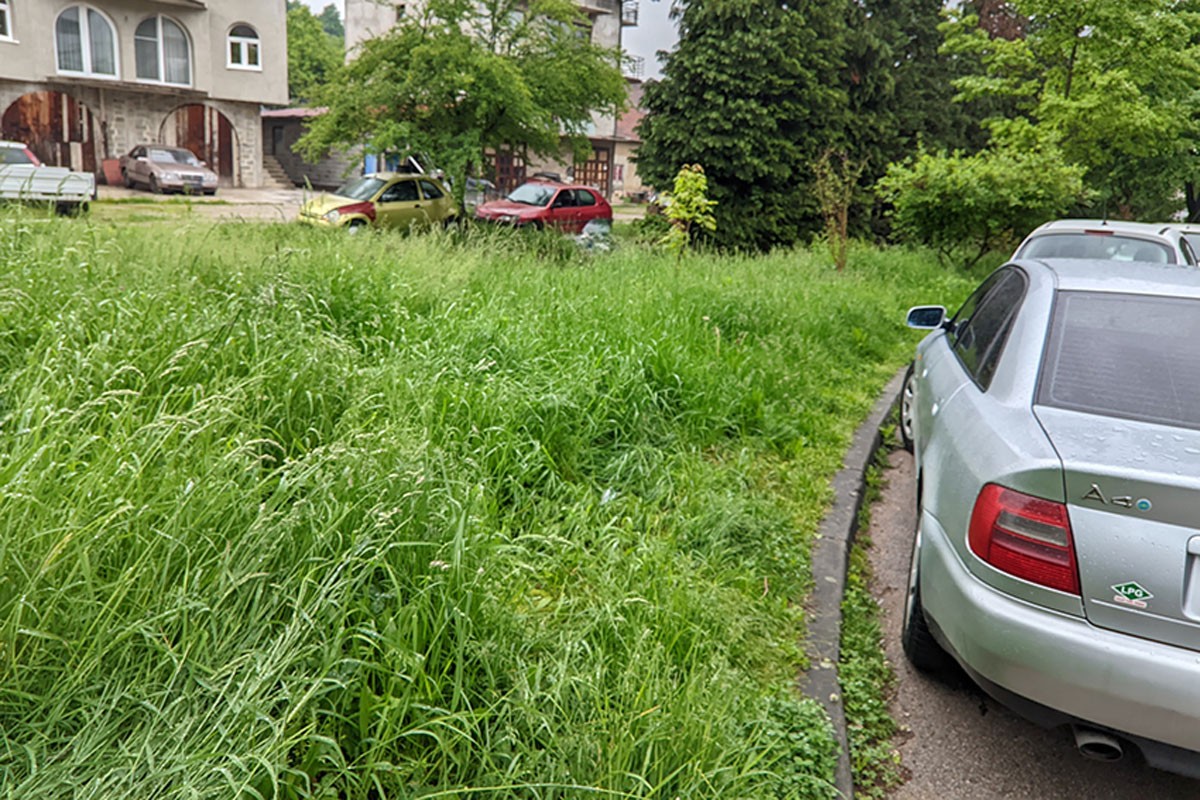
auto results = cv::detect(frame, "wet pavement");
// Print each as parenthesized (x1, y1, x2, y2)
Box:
(866, 449, 1200, 799)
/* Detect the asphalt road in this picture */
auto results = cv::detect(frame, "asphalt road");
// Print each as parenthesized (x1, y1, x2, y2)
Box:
(866, 449, 1200, 799)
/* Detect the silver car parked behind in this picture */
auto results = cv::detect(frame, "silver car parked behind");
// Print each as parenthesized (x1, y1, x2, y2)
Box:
(119, 144, 218, 195)
(902, 258, 1200, 779)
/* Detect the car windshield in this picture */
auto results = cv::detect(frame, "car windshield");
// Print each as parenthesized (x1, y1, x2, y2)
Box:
(506, 183, 555, 206)
(1038, 291, 1200, 429)
(0, 147, 36, 165)
(149, 148, 201, 166)
(335, 177, 386, 201)
(1020, 233, 1173, 264)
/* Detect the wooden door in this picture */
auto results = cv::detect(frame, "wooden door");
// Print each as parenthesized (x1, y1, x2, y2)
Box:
(163, 104, 239, 186)
(1, 91, 98, 173)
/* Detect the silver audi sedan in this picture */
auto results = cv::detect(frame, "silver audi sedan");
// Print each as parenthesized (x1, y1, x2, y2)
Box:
(902, 258, 1200, 779)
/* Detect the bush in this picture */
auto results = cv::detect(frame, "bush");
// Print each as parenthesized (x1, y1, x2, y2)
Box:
(878, 143, 1089, 266)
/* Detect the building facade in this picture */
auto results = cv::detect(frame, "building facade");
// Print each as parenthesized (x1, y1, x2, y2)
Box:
(0, 1, 287, 187)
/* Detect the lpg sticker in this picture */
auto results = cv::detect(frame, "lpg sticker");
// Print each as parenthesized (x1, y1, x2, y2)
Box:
(1112, 581, 1153, 609)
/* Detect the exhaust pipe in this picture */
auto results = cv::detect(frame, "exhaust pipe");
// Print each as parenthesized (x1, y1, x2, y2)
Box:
(1073, 726, 1124, 762)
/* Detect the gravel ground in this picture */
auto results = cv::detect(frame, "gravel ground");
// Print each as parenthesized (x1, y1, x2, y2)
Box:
(866, 449, 1200, 799)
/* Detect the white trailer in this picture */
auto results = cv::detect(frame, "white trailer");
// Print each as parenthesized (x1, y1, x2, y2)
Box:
(0, 141, 97, 213)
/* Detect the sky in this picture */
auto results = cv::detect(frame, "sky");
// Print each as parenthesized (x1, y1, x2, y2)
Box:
(298, 0, 677, 78)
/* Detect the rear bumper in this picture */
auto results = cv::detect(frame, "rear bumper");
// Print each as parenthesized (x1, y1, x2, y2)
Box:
(920, 510, 1200, 767)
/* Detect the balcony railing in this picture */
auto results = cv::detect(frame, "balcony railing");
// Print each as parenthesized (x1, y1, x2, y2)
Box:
(621, 0, 638, 26)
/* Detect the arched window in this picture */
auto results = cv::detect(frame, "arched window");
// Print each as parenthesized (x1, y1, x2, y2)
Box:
(227, 24, 260, 70)
(135, 15, 190, 85)
(0, 0, 13, 41)
(56, 5, 117, 76)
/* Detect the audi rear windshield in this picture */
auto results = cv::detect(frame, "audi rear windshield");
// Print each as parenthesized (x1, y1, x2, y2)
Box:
(1038, 291, 1200, 428)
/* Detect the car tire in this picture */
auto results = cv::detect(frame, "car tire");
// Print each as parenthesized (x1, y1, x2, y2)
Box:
(122, 169, 134, 189)
(148, 175, 161, 194)
(346, 219, 367, 234)
(899, 362, 916, 453)
(901, 525, 949, 672)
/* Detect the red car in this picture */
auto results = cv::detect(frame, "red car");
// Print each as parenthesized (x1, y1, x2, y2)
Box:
(474, 180, 612, 233)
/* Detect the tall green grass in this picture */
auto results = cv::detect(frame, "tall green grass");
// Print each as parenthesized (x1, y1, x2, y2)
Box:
(0, 214, 968, 798)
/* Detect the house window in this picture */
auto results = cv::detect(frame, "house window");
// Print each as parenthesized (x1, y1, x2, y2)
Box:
(0, 0, 12, 40)
(227, 24, 260, 70)
(56, 6, 117, 76)
(135, 15, 191, 85)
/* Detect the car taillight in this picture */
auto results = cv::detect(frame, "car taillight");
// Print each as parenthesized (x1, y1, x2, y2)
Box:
(968, 484, 1080, 595)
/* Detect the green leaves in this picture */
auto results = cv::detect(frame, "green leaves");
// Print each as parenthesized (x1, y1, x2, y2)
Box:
(660, 164, 718, 262)
(940, 0, 1200, 217)
(286, 3, 343, 105)
(878, 141, 1090, 266)
(297, 0, 625, 194)
(637, 0, 850, 251)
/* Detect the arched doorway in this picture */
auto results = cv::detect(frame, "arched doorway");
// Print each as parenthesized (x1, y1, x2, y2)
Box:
(1, 91, 100, 173)
(160, 104, 240, 187)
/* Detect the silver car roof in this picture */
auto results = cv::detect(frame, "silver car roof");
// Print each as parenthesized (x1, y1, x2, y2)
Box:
(1026, 218, 1178, 237)
(1014, 258, 1200, 299)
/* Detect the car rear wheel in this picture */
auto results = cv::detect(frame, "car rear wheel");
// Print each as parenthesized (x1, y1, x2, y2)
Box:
(901, 525, 949, 672)
(122, 169, 135, 189)
(899, 362, 916, 453)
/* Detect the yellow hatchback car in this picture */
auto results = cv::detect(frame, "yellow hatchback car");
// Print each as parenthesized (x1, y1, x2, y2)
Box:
(299, 172, 459, 232)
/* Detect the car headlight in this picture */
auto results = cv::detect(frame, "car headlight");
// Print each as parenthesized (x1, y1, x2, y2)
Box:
(161, 172, 180, 181)
(324, 209, 341, 224)
(499, 214, 519, 224)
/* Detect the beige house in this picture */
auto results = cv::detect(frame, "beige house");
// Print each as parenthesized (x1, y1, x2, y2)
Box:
(344, 0, 641, 199)
(0, 1, 287, 187)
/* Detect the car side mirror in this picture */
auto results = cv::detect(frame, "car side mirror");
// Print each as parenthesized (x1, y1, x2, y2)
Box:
(906, 305, 947, 330)
(136, 156, 147, 162)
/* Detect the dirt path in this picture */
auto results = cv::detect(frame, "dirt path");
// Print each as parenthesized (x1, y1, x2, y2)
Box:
(865, 449, 1200, 799)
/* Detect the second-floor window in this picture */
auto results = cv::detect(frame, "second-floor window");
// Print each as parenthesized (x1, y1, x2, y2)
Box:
(227, 24, 260, 70)
(135, 15, 191, 85)
(0, 0, 12, 40)
(56, 6, 117, 76)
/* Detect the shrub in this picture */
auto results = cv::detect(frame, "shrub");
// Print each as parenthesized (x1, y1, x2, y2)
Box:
(878, 143, 1088, 266)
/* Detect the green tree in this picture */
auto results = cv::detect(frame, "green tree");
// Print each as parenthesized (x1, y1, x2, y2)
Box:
(286, 3, 344, 105)
(842, 0, 993, 236)
(636, 0, 849, 251)
(318, 3, 344, 40)
(660, 164, 717, 262)
(878, 141, 1089, 266)
(297, 0, 626, 198)
(812, 149, 864, 271)
(941, 0, 1200, 218)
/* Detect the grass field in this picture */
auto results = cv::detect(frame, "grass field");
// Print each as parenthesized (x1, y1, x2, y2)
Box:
(0, 214, 969, 798)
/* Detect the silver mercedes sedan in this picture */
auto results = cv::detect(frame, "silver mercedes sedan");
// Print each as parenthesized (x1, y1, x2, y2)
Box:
(902, 258, 1200, 779)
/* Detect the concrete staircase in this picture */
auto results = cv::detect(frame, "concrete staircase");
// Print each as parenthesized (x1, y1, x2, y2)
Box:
(261, 154, 296, 189)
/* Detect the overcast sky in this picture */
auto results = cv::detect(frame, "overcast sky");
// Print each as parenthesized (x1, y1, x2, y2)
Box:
(298, 0, 677, 78)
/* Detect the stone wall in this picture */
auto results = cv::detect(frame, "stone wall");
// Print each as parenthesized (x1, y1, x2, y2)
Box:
(265, 118, 358, 190)
(0, 79, 264, 187)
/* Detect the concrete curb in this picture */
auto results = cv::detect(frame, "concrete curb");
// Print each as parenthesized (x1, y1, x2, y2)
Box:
(800, 367, 906, 799)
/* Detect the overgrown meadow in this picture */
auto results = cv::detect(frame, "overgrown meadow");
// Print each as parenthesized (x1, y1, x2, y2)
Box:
(0, 215, 964, 798)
